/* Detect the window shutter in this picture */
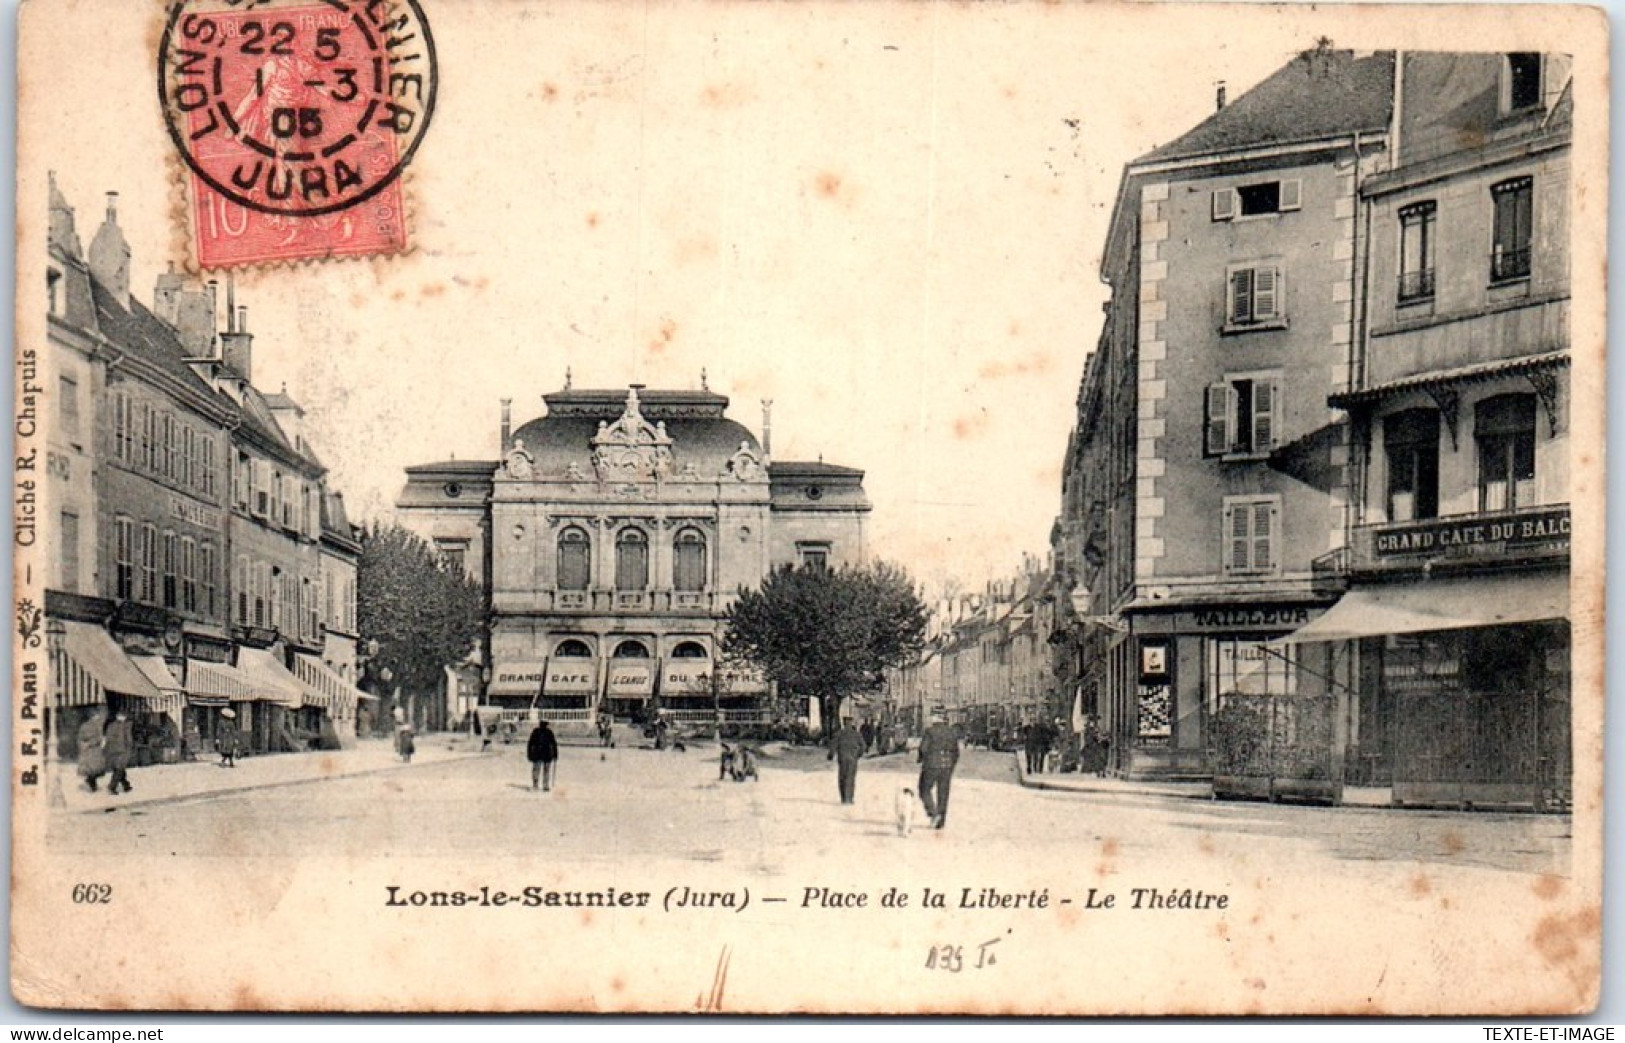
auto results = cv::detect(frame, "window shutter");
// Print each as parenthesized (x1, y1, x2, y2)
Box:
(1229, 268, 1253, 324)
(1252, 379, 1278, 453)
(1279, 179, 1302, 211)
(1252, 501, 1276, 572)
(1205, 383, 1235, 456)
(1211, 189, 1236, 221)
(1252, 266, 1279, 321)
(1226, 502, 1251, 572)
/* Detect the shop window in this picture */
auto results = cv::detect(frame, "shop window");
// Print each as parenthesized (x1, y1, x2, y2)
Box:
(1205, 375, 1280, 457)
(1207, 637, 1297, 714)
(1477, 394, 1537, 512)
(673, 528, 707, 592)
(1491, 178, 1533, 282)
(615, 528, 649, 590)
(1222, 496, 1279, 576)
(557, 527, 591, 591)
(1385, 409, 1440, 522)
(1225, 263, 1285, 328)
(1397, 202, 1437, 302)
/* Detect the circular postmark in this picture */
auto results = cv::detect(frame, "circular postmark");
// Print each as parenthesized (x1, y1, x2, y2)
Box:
(157, 0, 437, 218)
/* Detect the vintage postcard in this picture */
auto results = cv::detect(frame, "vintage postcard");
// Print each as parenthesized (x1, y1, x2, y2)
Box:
(9, 0, 1607, 1015)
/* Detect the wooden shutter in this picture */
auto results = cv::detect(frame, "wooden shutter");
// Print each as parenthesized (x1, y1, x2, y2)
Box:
(1211, 188, 1236, 221)
(1251, 379, 1278, 453)
(1252, 501, 1276, 572)
(1279, 179, 1302, 211)
(1205, 383, 1236, 455)
(1229, 268, 1253, 324)
(1252, 266, 1280, 321)
(1226, 502, 1251, 572)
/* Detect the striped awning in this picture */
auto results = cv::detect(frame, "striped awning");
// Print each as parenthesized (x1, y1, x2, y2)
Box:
(236, 648, 305, 708)
(293, 655, 372, 712)
(50, 621, 160, 709)
(127, 655, 188, 715)
(184, 658, 264, 706)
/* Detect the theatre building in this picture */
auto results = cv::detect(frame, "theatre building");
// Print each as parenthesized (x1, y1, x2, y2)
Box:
(397, 384, 870, 730)
(1283, 52, 1573, 810)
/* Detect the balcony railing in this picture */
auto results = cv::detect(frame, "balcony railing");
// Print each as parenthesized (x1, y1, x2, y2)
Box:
(1491, 246, 1532, 282)
(1396, 268, 1435, 303)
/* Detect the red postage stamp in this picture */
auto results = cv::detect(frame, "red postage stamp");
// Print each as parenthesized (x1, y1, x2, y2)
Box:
(156, 0, 437, 267)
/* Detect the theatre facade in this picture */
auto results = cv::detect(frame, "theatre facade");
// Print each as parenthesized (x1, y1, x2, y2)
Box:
(397, 385, 871, 729)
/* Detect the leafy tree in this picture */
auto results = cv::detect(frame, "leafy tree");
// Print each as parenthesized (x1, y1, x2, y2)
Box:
(356, 523, 484, 729)
(723, 561, 928, 737)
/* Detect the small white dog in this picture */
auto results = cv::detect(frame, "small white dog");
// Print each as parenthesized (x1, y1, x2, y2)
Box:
(895, 787, 917, 837)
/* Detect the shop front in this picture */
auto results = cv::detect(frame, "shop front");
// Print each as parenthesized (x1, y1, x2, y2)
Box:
(1281, 568, 1569, 810)
(48, 620, 164, 762)
(1123, 600, 1335, 787)
(606, 658, 657, 717)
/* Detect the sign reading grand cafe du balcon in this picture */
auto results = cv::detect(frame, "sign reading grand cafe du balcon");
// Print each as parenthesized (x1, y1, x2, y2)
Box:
(1372, 506, 1570, 558)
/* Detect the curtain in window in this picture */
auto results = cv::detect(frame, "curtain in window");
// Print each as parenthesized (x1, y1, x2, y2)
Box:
(673, 530, 707, 592)
(615, 529, 648, 591)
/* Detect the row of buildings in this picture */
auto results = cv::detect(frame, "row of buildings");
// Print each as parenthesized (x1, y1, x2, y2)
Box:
(43, 180, 370, 768)
(394, 384, 874, 731)
(1049, 49, 1575, 808)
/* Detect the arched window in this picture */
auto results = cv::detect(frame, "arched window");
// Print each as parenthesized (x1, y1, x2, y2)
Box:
(615, 528, 648, 591)
(612, 640, 650, 659)
(673, 528, 707, 592)
(671, 641, 709, 659)
(555, 638, 593, 658)
(557, 527, 590, 591)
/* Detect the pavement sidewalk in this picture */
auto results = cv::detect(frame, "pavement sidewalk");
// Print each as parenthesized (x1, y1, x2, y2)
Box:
(1012, 750, 1211, 801)
(47, 733, 489, 815)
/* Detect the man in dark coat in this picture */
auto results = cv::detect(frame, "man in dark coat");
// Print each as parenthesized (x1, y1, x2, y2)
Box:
(527, 718, 559, 791)
(103, 711, 135, 795)
(830, 721, 865, 804)
(917, 712, 960, 829)
(1024, 718, 1051, 774)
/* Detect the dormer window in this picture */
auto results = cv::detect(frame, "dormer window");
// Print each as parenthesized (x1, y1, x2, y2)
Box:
(1504, 53, 1544, 113)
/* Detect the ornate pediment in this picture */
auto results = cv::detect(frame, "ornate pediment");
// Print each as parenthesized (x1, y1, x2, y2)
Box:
(591, 388, 675, 483)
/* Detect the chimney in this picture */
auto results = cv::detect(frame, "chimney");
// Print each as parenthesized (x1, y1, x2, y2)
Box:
(500, 398, 512, 451)
(1215, 80, 1227, 111)
(221, 303, 253, 381)
(48, 172, 82, 258)
(226, 271, 237, 333)
(761, 399, 774, 458)
(88, 191, 131, 307)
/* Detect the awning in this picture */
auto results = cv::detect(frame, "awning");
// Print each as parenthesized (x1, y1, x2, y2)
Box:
(1276, 571, 1569, 645)
(293, 654, 374, 711)
(50, 621, 160, 708)
(236, 648, 306, 707)
(661, 658, 711, 694)
(717, 664, 769, 695)
(127, 655, 188, 715)
(544, 658, 598, 696)
(183, 659, 260, 705)
(488, 660, 546, 698)
(606, 659, 655, 699)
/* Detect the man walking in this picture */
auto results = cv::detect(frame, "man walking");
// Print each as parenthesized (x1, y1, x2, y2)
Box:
(103, 710, 135, 795)
(918, 711, 960, 829)
(830, 720, 865, 805)
(527, 717, 559, 792)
